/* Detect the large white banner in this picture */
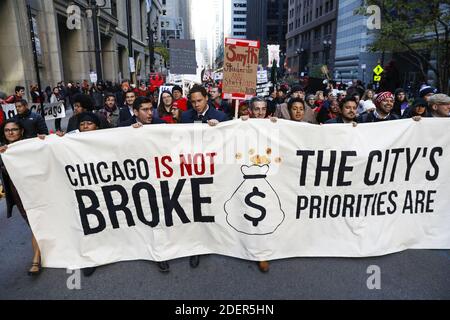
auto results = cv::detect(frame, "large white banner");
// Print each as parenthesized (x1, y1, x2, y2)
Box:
(3, 119, 450, 269)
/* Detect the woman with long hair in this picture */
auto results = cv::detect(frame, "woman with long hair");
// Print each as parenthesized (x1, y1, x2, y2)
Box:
(358, 89, 376, 115)
(170, 107, 183, 124)
(157, 91, 175, 123)
(0, 119, 42, 276)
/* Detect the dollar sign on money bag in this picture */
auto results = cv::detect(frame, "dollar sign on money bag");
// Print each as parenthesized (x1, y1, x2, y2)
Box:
(224, 165, 285, 235)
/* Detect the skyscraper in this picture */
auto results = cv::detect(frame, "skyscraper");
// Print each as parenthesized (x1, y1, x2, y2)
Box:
(286, 0, 337, 78)
(334, 0, 380, 84)
(231, 0, 247, 39)
(160, 0, 192, 41)
(246, 0, 288, 65)
(212, 0, 225, 68)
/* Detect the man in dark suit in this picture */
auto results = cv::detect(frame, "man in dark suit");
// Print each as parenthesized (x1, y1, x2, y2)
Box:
(181, 85, 228, 124)
(119, 91, 137, 124)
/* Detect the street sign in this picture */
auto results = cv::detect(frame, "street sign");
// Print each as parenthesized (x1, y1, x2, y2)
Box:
(89, 71, 97, 83)
(374, 75, 381, 82)
(373, 65, 384, 76)
(129, 57, 135, 73)
(361, 64, 366, 70)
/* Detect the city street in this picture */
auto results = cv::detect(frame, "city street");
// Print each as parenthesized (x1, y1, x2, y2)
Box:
(1, 201, 448, 300)
(0, 0, 449, 303)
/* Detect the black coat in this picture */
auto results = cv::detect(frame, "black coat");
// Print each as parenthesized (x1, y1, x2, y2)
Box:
(12, 109, 48, 139)
(118, 116, 166, 127)
(0, 156, 24, 219)
(325, 117, 345, 124)
(181, 106, 228, 123)
(66, 111, 110, 132)
(357, 112, 399, 123)
(119, 106, 134, 124)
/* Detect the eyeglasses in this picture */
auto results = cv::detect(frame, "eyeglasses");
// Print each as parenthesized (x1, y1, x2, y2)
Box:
(4, 128, 20, 133)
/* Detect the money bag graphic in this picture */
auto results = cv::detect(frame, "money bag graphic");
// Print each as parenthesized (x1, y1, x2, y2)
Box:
(224, 165, 285, 235)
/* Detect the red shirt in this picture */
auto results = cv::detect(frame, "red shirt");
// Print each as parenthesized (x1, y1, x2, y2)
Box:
(160, 115, 175, 124)
(135, 88, 149, 97)
(173, 98, 188, 111)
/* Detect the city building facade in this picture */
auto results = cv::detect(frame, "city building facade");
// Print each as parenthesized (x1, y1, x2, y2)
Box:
(0, 0, 163, 97)
(231, 0, 247, 39)
(334, 0, 381, 84)
(246, 0, 288, 66)
(286, 0, 337, 79)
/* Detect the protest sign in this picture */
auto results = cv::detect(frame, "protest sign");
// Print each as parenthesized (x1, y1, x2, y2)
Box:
(3, 102, 66, 121)
(222, 38, 260, 101)
(169, 39, 197, 75)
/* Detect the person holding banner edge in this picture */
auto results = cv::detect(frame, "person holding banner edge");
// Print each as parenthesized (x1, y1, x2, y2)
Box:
(0, 119, 44, 276)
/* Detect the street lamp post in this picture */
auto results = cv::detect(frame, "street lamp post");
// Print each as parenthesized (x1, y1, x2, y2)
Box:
(323, 39, 332, 66)
(126, 0, 134, 84)
(84, 0, 109, 82)
(147, 10, 156, 73)
(91, 1, 103, 82)
(296, 47, 304, 78)
(26, 0, 44, 118)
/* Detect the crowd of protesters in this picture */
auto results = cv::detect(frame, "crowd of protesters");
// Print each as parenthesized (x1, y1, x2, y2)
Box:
(0, 77, 449, 277)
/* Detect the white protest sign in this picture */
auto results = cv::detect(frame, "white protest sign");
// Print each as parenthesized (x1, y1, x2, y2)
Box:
(129, 57, 136, 73)
(257, 70, 268, 84)
(3, 103, 66, 121)
(89, 72, 97, 84)
(157, 85, 174, 104)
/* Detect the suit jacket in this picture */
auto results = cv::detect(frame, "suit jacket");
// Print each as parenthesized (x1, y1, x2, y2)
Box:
(118, 116, 166, 127)
(181, 106, 228, 123)
(119, 106, 134, 124)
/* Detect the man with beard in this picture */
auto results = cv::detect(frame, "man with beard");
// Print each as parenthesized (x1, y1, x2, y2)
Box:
(358, 91, 399, 123)
(99, 94, 120, 128)
(428, 94, 450, 118)
(326, 96, 358, 125)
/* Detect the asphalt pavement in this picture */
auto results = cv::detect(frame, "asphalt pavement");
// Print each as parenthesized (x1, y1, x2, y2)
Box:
(0, 200, 448, 300)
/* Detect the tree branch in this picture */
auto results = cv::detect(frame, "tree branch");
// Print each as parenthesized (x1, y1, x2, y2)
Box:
(398, 39, 438, 74)
(398, 52, 427, 80)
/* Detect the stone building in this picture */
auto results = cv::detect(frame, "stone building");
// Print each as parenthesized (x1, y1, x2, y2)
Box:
(0, 0, 163, 96)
